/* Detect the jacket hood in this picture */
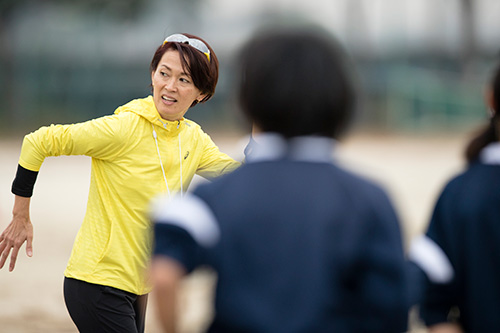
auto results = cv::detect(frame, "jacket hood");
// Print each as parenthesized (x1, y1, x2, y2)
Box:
(114, 96, 184, 127)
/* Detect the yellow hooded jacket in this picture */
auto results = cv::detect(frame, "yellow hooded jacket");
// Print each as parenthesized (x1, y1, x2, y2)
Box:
(18, 96, 240, 295)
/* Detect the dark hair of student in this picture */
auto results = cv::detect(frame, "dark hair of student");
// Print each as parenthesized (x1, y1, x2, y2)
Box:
(465, 63, 500, 163)
(237, 26, 357, 139)
(150, 33, 219, 107)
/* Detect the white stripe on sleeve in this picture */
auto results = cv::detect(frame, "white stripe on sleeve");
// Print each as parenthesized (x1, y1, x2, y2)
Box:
(408, 235, 454, 284)
(151, 193, 220, 248)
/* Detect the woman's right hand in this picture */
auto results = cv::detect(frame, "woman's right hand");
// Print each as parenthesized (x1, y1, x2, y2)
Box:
(0, 196, 33, 271)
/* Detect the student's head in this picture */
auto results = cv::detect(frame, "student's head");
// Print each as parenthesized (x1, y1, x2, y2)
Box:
(150, 33, 219, 120)
(465, 63, 500, 163)
(237, 26, 356, 139)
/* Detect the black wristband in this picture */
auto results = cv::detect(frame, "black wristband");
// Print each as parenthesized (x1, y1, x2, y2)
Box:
(12, 164, 39, 197)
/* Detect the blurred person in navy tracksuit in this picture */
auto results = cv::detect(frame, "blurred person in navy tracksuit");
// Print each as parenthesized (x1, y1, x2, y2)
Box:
(415, 63, 500, 333)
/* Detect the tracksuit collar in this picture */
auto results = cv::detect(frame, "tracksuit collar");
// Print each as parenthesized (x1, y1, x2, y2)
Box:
(480, 142, 500, 165)
(245, 132, 336, 163)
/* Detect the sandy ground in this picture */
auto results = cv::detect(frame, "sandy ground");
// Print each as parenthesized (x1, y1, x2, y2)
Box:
(0, 130, 472, 332)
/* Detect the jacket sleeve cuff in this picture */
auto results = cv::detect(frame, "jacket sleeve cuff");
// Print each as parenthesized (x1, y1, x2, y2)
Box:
(12, 164, 39, 197)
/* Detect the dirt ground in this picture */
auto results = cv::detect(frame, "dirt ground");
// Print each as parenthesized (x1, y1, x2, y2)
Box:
(0, 130, 471, 332)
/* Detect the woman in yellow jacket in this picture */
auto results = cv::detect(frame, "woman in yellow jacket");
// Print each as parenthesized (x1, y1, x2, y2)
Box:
(0, 33, 240, 332)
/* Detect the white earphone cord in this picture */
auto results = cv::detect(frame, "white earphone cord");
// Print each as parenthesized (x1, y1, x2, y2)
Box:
(152, 124, 184, 198)
(178, 133, 183, 195)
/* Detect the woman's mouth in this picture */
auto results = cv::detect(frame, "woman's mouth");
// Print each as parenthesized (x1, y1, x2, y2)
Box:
(162, 96, 177, 104)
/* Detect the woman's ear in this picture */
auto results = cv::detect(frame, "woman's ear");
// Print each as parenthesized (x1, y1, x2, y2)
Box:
(197, 93, 208, 103)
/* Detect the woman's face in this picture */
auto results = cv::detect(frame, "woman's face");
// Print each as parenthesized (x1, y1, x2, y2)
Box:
(151, 49, 207, 121)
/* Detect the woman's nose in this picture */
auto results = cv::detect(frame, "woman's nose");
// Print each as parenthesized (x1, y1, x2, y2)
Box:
(165, 77, 177, 91)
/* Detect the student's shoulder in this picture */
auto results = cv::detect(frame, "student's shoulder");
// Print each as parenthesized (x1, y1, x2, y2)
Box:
(329, 163, 391, 199)
(437, 163, 500, 211)
(438, 162, 491, 196)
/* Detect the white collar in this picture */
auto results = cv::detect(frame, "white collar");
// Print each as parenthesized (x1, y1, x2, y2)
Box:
(245, 132, 336, 163)
(480, 142, 500, 165)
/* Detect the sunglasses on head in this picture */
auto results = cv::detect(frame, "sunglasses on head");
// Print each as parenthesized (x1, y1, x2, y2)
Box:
(163, 34, 211, 62)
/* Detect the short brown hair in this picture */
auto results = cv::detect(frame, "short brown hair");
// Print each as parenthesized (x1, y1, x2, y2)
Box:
(150, 33, 219, 107)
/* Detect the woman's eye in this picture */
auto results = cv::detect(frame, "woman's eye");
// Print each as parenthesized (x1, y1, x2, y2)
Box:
(180, 78, 190, 83)
(160, 72, 168, 77)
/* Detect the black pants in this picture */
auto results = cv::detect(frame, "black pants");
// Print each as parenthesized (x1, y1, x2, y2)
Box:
(64, 277, 148, 333)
